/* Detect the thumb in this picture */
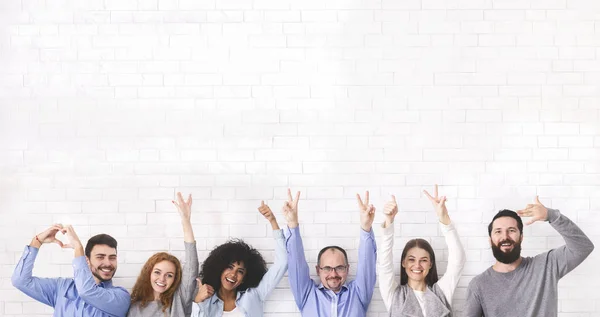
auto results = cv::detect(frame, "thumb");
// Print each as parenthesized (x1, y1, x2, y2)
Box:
(261, 200, 265, 207)
(196, 278, 203, 286)
(391, 195, 396, 203)
(535, 195, 542, 205)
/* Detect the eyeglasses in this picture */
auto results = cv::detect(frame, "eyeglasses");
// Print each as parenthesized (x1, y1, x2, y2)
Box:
(318, 265, 348, 274)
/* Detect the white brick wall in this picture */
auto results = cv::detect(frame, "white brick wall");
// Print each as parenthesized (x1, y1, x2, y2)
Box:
(1, 0, 599, 316)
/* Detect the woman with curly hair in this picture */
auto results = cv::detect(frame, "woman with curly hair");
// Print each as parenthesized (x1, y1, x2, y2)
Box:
(378, 185, 466, 317)
(127, 192, 198, 317)
(191, 200, 288, 317)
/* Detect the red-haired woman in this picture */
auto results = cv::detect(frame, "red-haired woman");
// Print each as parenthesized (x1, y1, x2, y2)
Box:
(128, 192, 198, 317)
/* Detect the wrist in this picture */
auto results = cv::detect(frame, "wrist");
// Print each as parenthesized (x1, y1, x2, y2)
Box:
(31, 236, 42, 249)
(288, 221, 299, 228)
(361, 224, 372, 232)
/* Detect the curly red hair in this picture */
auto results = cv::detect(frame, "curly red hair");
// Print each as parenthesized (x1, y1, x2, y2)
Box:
(130, 252, 182, 312)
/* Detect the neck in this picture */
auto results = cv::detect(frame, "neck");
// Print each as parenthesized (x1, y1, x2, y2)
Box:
(407, 279, 427, 292)
(218, 288, 237, 301)
(493, 257, 523, 273)
(154, 291, 161, 301)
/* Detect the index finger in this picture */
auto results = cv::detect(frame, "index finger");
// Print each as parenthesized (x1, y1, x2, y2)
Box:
(423, 189, 434, 202)
(365, 191, 370, 205)
(287, 188, 293, 202)
(434, 184, 438, 198)
(177, 192, 185, 205)
(356, 193, 364, 207)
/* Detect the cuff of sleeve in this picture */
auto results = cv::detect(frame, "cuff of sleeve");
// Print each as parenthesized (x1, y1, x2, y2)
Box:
(25, 245, 39, 256)
(361, 227, 375, 239)
(72, 256, 88, 270)
(547, 208, 560, 223)
(273, 228, 284, 239)
(381, 223, 394, 235)
(439, 221, 455, 233)
(184, 241, 197, 250)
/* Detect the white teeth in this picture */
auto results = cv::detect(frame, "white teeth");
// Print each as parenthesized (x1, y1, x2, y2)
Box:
(155, 282, 166, 287)
(100, 268, 111, 272)
(226, 277, 236, 283)
(412, 270, 423, 273)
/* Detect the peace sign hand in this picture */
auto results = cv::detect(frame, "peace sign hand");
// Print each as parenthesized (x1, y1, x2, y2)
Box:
(517, 196, 548, 225)
(423, 184, 451, 225)
(357, 191, 375, 232)
(283, 188, 301, 228)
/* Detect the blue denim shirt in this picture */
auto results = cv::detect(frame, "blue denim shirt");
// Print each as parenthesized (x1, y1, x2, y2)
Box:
(12, 246, 131, 317)
(192, 229, 288, 317)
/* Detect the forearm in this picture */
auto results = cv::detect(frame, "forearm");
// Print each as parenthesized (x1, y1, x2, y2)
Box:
(356, 228, 377, 304)
(377, 223, 397, 311)
(182, 219, 195, 243)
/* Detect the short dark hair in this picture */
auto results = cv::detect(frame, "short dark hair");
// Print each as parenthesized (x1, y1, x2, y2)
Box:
(317, 246, 348, 266)
(200, 239, 266, 293)
(400, 239, 438, 287)
(488, 209, 524, 236)
(85, 234, 118, 258)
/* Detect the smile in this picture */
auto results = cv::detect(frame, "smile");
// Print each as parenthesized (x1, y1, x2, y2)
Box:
(225, 277, 236, 283)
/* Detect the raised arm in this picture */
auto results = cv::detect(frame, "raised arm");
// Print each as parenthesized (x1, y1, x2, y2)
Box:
(424, 185, 466, 304)
(355, 191, 377, 307)
(517, 196, 594, 277)
(377, 195, 399, 311)
(282, 188, 314, 310)
(255, 200, 287, 300)
(172, 192, 200, 314)
(11, 224, 65, 307)
(64, 225, 130, 317)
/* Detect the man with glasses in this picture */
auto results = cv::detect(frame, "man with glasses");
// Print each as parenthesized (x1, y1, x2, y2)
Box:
(282, 189, 377, 317)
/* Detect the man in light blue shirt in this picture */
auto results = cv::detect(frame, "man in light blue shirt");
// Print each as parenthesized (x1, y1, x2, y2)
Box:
(283, 189, 377, 317)
(12, 223, 130, 317)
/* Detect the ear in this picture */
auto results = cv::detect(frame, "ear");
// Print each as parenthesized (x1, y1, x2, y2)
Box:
(315, 265, 320, 276)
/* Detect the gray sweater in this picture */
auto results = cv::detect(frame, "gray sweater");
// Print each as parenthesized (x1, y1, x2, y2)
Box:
(464, 209, 594, 317)
(127, 241, 199, 317)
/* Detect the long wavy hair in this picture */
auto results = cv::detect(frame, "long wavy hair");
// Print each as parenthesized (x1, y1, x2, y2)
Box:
(200, 239, 267, 293)
(400, 239, 439, 287)
(130, 252, 182, 312)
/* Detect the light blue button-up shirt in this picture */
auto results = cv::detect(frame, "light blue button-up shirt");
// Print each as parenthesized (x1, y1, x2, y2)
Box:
(286, 226, 377, 317)
(12, 246, 131, 317)
(192, 229, 288, 317)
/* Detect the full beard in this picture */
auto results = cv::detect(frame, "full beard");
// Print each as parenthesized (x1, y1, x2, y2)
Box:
(491, 240, 522, 264)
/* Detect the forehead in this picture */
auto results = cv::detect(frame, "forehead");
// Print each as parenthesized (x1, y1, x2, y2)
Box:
(229, 261, 246, 269)
(405, 247, 430, 258)
(153, 260, 176, 272)
(90, 244, 117, 256)
(319, 249, 346, 266)
(492, 216, 519, 230)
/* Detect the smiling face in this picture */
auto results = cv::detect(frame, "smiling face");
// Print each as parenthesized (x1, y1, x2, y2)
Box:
(220, 261, 246, 292)
(490, 216, 523, 264)
(316, 249, 349, 293)
(86, 244, 118, 283)
(401, 247, 432, 284)
(150, 260, 176, 298)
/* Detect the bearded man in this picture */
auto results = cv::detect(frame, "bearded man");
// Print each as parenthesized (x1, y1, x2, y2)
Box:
(464, 197, 594, 317)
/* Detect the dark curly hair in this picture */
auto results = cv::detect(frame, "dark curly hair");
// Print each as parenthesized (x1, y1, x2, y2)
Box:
(200, 239, 267, 293)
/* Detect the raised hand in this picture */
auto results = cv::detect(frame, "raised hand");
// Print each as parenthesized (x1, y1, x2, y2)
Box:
(62, 225, 83, 250)
(33, 224, 65, 248)
(357, 191, 375, 232)
(282, 188, 301, 228)
(423, 184, 450, 225)
(258, 200, 279, 230)
(517, 196, 548, 225)
(172, 192, 192, 222)
(172, 192, 195, 243)
(194, 278, 215, 303)
(383, 195, 398, 227)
